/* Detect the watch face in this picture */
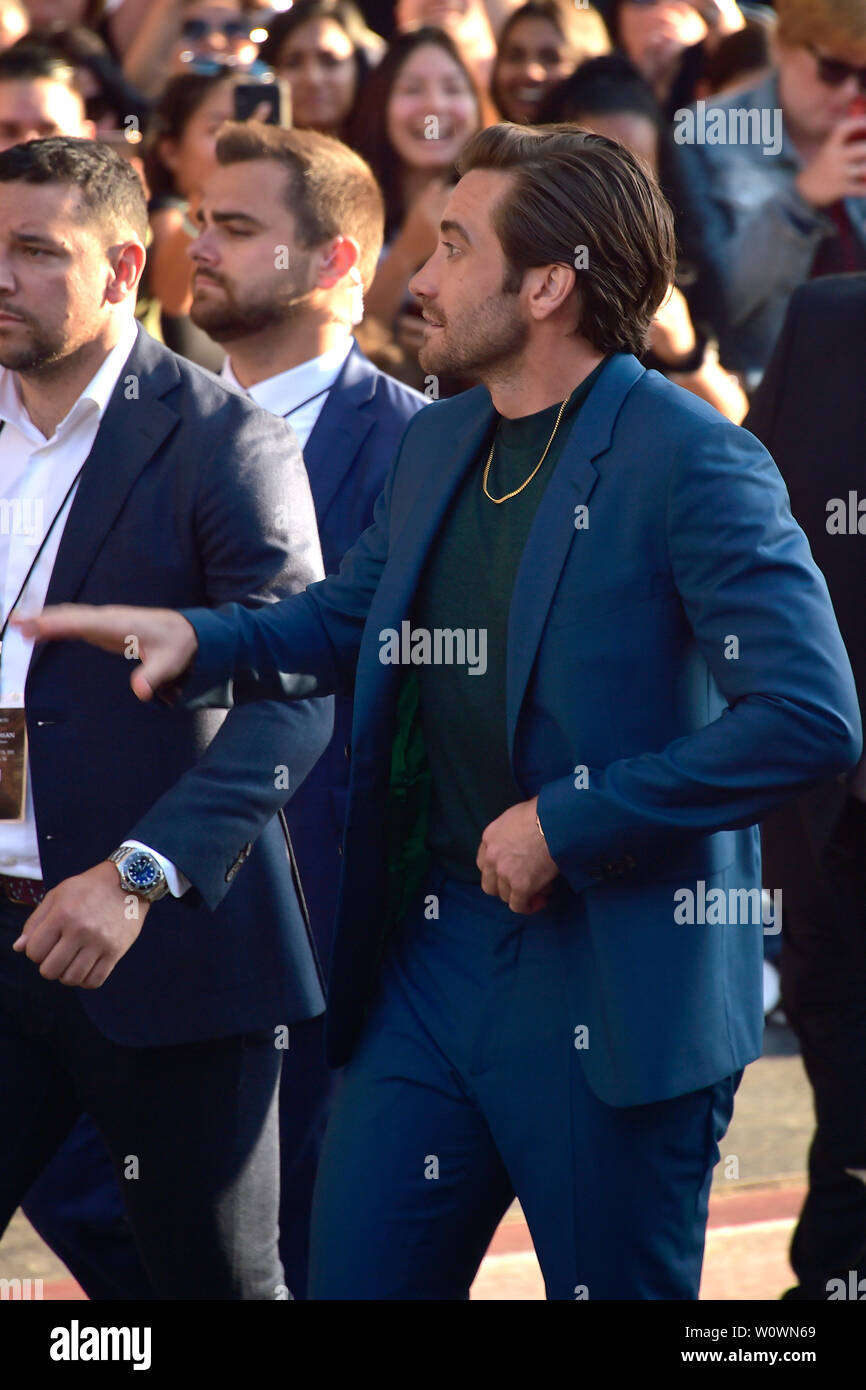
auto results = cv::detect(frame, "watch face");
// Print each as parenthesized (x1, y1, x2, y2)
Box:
(125, 852, 160, 891)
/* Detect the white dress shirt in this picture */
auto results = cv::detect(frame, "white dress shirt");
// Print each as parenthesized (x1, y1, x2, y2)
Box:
(220, 335, 353, 449)
(0, 314, 187, 894)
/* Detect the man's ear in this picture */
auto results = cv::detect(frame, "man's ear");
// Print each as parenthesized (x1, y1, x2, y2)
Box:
(106, 240, 147, 302)
(524, 261, 577, 322)
(317, 234, 361, 289)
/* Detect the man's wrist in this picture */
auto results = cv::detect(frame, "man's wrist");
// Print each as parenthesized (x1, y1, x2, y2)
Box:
(107, 845, 169, 902)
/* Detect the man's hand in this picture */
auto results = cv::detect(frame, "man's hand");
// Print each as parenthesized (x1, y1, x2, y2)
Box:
(477, 796, 559, 914)
(795, 118, 866, 207)
(11, 862, 149, 987)
(11, 604, 198, 702)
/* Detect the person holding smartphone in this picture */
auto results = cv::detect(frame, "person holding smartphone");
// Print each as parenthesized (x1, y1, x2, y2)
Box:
(673, 0, 866, 389)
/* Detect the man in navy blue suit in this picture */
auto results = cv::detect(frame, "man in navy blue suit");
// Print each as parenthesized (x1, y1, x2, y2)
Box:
(21, 123, 426, 1299)
(24, 124, 862, 1299)
(0, 135, 332, 1299)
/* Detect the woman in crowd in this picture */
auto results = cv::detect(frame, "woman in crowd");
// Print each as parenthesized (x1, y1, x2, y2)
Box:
(605, 0, 744, 117)
(350, 26, 485, 377)
(142, 68, 236, 367)
(258, 0, 382, 139)
(491, 0, 610, 125)
(540, 53, 747, 421)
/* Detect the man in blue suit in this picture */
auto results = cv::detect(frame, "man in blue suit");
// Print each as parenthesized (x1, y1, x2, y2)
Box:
(24, 124, 862, 1300)
(0, 135, 331, 1299)
(21, 121, 426, 1300)
(186, 122, 428, 1296)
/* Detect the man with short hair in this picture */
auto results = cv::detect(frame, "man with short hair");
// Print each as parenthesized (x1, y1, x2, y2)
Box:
(22, 124, 861, 1299)
(0, 44, 93, 150)
(0, 135, 331, 1298)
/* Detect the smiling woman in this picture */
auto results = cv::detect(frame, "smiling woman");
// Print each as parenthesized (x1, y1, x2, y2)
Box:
(348, 26, 488, 377)
(258, 0, 384, 139)
(490, 0, 611, 125)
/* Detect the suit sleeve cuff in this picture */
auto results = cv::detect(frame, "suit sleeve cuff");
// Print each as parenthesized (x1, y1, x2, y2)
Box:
(536, 777, 600, 895)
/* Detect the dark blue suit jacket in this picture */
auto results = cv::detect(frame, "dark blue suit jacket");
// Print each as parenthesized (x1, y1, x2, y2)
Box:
(282, 342, 426, 969)
(25, 325, 332, 1047)
(179, 354, 862, 1104)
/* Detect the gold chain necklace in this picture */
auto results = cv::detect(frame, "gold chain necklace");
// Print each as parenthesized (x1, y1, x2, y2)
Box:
(482, 388, 575, 504)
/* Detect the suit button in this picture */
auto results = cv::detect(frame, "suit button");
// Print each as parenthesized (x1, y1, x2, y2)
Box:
(344, 744, 351, 761)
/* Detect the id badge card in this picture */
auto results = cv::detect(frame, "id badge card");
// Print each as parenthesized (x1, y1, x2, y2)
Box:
(0, 708, 27, 820)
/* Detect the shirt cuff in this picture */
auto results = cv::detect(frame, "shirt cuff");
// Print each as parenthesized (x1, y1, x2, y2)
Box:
(122, 840, 192, 898)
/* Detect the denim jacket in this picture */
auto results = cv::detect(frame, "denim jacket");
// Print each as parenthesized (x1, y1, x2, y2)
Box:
(674, 71, 866, 386)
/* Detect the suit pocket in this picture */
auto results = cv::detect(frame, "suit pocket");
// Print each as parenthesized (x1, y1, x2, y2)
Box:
(545, 575, 678, 628)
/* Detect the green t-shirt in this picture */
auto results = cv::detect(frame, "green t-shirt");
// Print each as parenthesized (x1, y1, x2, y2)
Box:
(411, 360, 606, 883)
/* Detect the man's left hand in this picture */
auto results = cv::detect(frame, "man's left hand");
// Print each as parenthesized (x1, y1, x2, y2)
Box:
(12, 861, 149, 988)
(477, 796, 559, 914)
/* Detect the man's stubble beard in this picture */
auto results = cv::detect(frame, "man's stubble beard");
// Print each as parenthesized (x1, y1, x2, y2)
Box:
(0, 310, 70, 374)
(417, 288, 529, 380)
(190, 276, 314, 343)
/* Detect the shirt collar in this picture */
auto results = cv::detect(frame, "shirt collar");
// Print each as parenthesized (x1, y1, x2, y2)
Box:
(0, 314, 139, 443)
(221, 336, 353, 415)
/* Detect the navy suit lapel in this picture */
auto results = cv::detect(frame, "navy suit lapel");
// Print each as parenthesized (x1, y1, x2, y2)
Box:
(506, 354, 645, 761)
(28, 326, 179, 680)
(376, 384, 495, 626)
(302, 342, 377, 525)
(355, 385, 494, 708)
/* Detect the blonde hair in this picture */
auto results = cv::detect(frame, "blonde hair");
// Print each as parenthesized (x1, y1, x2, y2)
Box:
(776, 0, 866, 53)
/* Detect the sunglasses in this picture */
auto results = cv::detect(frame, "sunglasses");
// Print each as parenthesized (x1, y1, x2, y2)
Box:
(181, 16, 254, 41)
(807, 44, 866, 94)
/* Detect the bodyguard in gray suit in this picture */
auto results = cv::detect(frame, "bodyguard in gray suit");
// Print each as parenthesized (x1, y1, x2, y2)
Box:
(0, 137, 331, 1297)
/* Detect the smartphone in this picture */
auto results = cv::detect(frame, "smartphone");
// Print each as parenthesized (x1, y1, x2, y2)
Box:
(233, 78, 291, 127)
(847, 93, 866, 141)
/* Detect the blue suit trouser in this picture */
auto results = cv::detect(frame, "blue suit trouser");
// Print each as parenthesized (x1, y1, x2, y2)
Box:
(309, 867, 740, 1300)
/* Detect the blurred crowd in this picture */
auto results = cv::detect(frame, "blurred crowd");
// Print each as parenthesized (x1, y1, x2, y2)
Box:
(0, 0, 863, 418)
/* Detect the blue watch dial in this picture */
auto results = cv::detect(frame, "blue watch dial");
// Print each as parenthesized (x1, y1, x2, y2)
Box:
(125, 852, 160, 889)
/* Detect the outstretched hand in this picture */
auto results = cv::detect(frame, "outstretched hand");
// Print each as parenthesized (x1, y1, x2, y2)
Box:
(11, 603, 199, 702)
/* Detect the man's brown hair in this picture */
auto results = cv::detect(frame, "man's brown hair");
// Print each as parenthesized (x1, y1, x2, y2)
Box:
(214, 121, 385, 292)
(456, 122, 676, 356)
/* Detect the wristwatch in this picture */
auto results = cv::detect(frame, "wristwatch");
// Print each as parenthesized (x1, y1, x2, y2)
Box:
(108, 845, 169, 902)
